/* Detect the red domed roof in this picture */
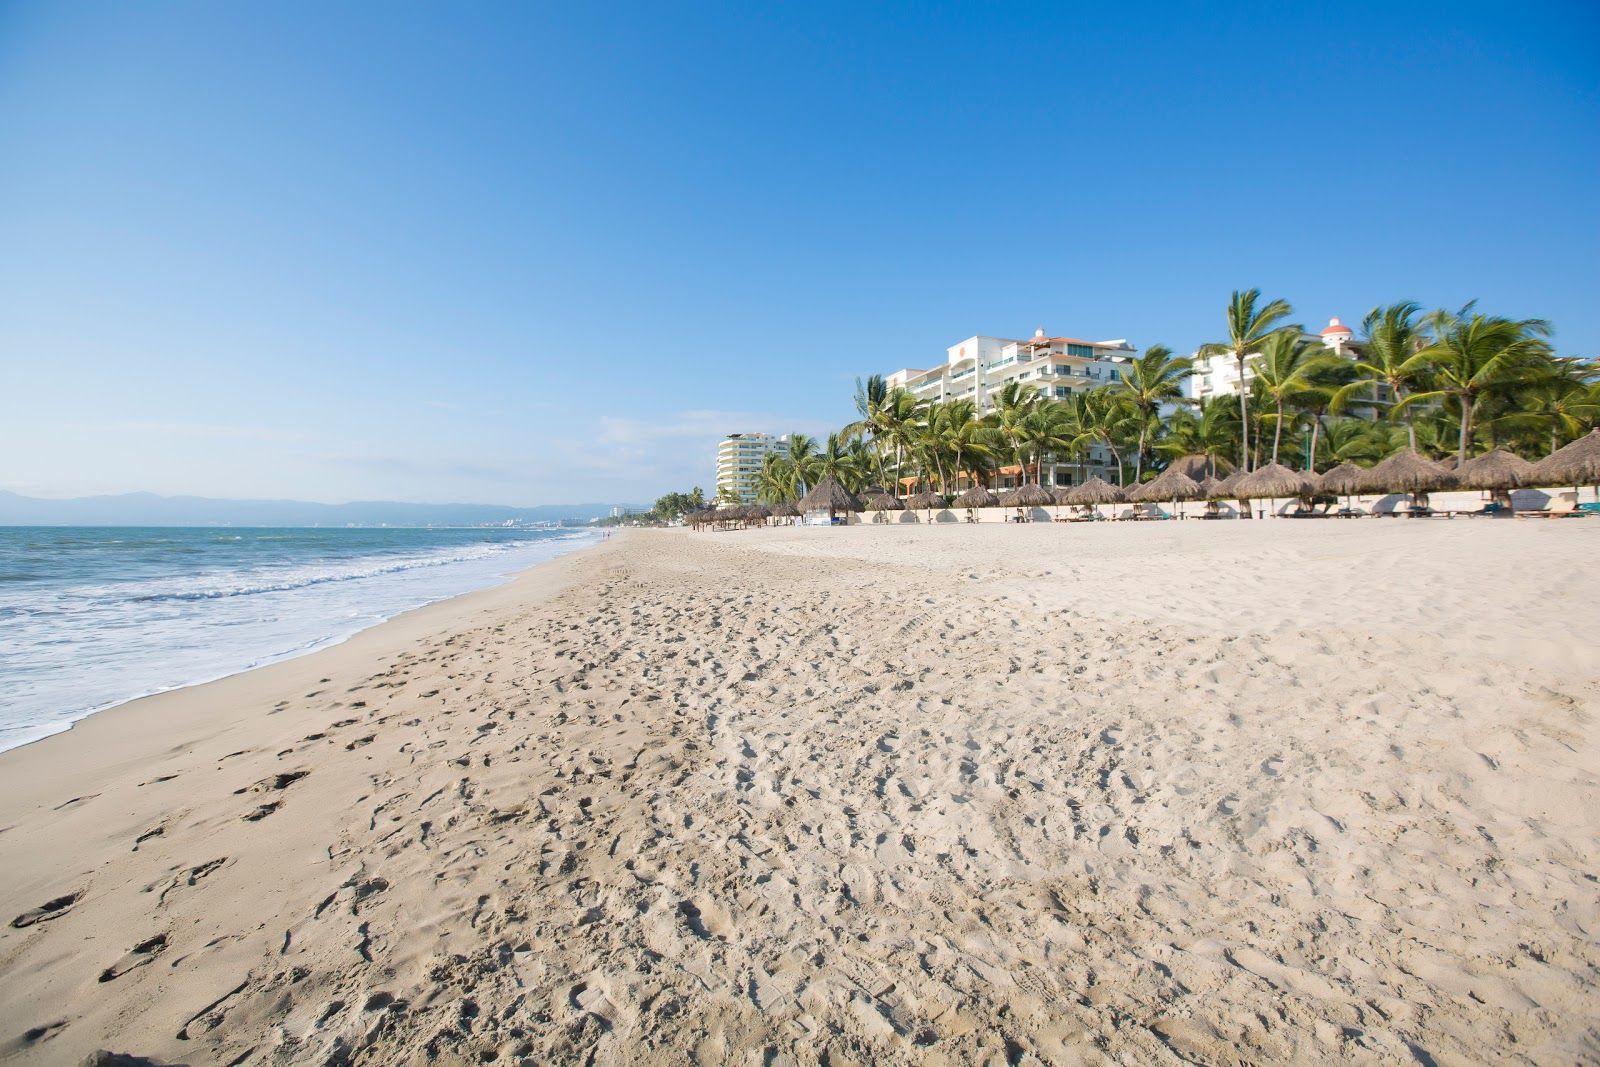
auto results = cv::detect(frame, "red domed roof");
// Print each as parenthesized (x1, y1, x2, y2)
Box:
(1320, 316, 1353, 337)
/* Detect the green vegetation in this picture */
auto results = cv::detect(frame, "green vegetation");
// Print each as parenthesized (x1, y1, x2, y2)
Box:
(743, 291, 1596, 503)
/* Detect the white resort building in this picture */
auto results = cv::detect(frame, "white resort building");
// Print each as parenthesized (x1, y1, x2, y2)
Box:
(715, 432, 788, 503)
(1187, 317, 1389, 409)
(885, 329, 1137, 488)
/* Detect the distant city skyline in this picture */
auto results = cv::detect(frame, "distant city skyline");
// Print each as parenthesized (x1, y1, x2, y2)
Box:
(2, 3, 1595, 505)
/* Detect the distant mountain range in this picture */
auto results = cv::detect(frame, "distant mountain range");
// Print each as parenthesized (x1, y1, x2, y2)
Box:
(0, 490, 634, 527)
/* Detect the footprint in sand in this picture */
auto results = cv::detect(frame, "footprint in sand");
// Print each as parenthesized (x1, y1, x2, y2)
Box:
(98, 933, 168, 982)
(1261, 755, 1284, 777)
(10, 890, 84, 929)
(233, 770, 309, 796)
(1217, 795, 1240, 816)
(1100, 726, 1124, 747)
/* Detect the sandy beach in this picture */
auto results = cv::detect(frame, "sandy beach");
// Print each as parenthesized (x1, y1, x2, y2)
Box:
(1, 521, 1597, 1065)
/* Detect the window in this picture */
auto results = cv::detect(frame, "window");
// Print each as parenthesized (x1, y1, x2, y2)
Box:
(1068, 343, 1093, 358)
(1054, 387, 1069, 398)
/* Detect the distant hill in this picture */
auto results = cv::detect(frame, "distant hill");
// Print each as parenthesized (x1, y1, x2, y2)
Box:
(0, 490, 634, 527)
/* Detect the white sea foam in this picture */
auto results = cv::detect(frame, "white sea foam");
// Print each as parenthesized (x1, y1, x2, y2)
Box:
(0, 528, 598, 752)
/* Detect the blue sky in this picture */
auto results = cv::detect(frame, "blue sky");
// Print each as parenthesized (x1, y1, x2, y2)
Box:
(2, 2, 1595, 505)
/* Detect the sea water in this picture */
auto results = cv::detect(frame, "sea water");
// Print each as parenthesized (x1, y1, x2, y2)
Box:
(0, 526, 598, 752)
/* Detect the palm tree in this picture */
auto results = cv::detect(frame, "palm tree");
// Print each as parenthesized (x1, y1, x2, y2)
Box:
(1318, 416, 1389, 467)
(844, 375, 917, 491)
(1490, 356, 1600, 457)
(1077, 387, 1137, 485)
(1250, 331, 1334, 467)
(1017, 405, 1074, 486)
(1334, 301, 1436, 451)
(1114, 345, 1192, 481)
(1198, 289, 1298, 472)
(783, 433, 819, 493)
(987, 381, 1043, 486)
(1404, 306, 1554, 464)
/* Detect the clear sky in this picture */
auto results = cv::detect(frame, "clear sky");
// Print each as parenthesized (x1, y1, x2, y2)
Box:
(2, 2, 1595, 505)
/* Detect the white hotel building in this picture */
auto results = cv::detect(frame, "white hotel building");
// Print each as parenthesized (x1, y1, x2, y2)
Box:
(885, 329, 1136, 487)
(715, 432, 788, 503)
(1187, 317, 1389, 407)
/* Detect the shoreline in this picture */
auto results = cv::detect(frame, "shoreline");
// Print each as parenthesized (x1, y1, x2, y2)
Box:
(0, 531, 620, 796)
(1, 522, 1595, 1064)
(0, 528, 605, 759)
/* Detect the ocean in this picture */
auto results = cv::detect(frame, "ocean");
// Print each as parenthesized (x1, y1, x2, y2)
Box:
(0, 525, 598, 752)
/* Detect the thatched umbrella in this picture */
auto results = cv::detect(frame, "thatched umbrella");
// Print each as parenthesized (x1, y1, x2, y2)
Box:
(906, 491, 947, 522)
(1455, 449, 1536, 509)
(864, 492, 905, 523)
(953, 486, 1000, 519)
(997, 483, 1053, 522)
(744, 503, 772, 526)
(1166, 453, 1232, 481)
(1358, 450, 1456, 508)
(1065, 476, 1126, 518)
(1235, 462, 1316, 509)
(1315, 461, 1368, 511)
(798, 477, 862, 520)
(771, 502, 801, 520)
(1532, 428, 1600, 497)
(1129, 469, 1204, 514)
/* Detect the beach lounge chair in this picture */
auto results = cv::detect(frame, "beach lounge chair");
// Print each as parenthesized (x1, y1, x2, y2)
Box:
(1516, 493, 1586, 519)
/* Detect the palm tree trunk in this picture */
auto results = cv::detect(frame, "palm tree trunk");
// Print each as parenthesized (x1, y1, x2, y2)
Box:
(1458, 393, 1474, 465)
(1271, 401, 1285, 466)
(1135, 422, 1148, 482)
(1309, 415, 1324, 472)
(1236, 353, 1250, 471)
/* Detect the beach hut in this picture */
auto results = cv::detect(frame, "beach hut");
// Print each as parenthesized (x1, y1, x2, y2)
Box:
(1454, 449, 1536, 512)
(1532, 428, 1600, 501)
(952, 486, 999, 522)
(998, 484, 1053, 522)
(798, 477, 863, 524)
(906, 491, 948, 523)
(1065, 476, 1127, 520)
(1235, 462, 1317, 517)
(1358, 450, 1457, 512)
(1129, 468, 1203, 518)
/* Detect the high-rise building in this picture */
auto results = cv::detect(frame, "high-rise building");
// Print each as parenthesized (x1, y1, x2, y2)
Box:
(715, 432, 788, 503)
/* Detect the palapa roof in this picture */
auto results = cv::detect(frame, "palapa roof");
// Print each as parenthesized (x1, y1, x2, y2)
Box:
(1316, 461, 1368, 496)
(770, 502, 801, 517)
(1129, 468, 1204, 503)
(953, 486, 1001, 508)
(1212, 469, 1245, 497)
(1532, 428, 1600, 486)
(1050, 485, 1077, 505)
(798, 477, 863, 513)
(1454, 449, 1537, 491)
(1066, 476, 1128, 505)
(1358, 450, 1457, 494)
(1165, 453, 1231, 480)
(1235, 462, 1316, 500)
(865, 492, 906, 511)
(744, 504, 772, 519)
(999, 484, 1055, 507)
(906, 491, 948, 509)
(1195, 475, 1226, 499)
